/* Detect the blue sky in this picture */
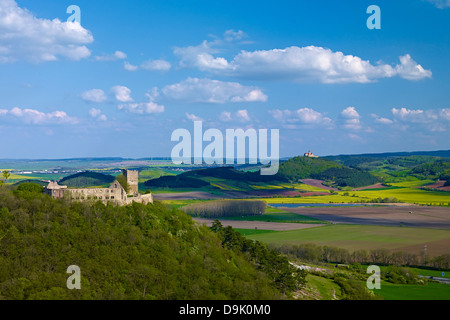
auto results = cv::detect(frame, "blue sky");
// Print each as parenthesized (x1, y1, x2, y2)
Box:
(0, 0, 449, 159)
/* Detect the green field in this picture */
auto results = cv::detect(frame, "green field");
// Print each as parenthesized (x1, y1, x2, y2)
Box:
(244, 224, 450, 255)
(376, 281, 450, 300)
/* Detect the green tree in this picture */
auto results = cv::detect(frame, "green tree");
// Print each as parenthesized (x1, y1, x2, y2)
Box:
(115, 174, 130, 193)
(2, 170, 11, 183)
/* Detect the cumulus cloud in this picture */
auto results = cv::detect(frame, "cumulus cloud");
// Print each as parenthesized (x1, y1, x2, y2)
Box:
(269, 107, 333, 127)
(395, 54, 432, 80)
(0, 0, 93, 63)
(185, 112, 203, 121)
(174, 40, 432, 83)
(160, 78, 267, 103)
(219, 111, 232, 122)
(392, 107, 427, 123)
(124, 61, 138, 71)
(223, 29, 247, 42)
(371, 114, 394, 124)
(218, 110, 251, 122)
(391, 107, 450, 132)
(0, 107, 78, 124)
(174, 40, 230, 71)
(111, 85, 133, 102)
(81, 89, 107, 103)
(89, 108, 107, 121)
(341, 107, 362, 130)
(118, 101, 164, 114)
(236, 109, 251, 122)
(95, 51, 127, 62)
(141, 59, 171, 71)
(118, 91, 164, 115)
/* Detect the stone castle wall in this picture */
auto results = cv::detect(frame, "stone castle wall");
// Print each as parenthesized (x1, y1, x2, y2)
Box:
(123, 169, 139, 195)
(44, 170, 153, 206)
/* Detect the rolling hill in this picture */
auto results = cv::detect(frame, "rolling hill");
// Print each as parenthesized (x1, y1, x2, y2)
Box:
(58, 171, 116, 187)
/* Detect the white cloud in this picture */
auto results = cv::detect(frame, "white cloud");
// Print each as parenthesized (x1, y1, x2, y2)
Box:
(371, 114, 394, 125)
(391, 107, 450, 132)
(111, 85, 133, 102)
(341, 106, 360, 119)
(160, 77, 267, 103)
(392, 107, 426, 123)
(0, 0, 93, 63)
(118, 101, 164, 114)
(395, 54, 432, 80)
(141, 59, 171, 71)
(236, 109, 251, 122)
(185, 112, 203, 121)
(223, 29, 246, 42)
(439, 108, 450, 120)
(269, 107, 333, 127)
(174, 40, 230, 71)
(0, 107, 78, 124)
(219, 111, 232, 122)
(81, 89, 107, 103)
(95, 51, 127, 62)
(123, 61, 138, 71)
(175, 41, 432, 83)
(118, 90, 164, 114)
(89, 108, 107, 121)
(341, 107, 362, 130)
(218, 110, 252, 122)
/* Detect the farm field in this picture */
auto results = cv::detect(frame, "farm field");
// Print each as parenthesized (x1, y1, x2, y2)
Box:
(243, 224, 450, 257)
(262, 185, 450, 205)
(273, 205, 450, 229)
(193, 218, 325, 231)
(220, 207, 326, 224)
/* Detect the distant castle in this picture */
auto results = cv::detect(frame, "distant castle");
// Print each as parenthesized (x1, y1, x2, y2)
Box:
(304, 150, 318, 158)
(44, 169, 153, 205)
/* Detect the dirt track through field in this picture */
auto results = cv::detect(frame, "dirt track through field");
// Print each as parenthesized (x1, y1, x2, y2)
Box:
(193, 218, 325, 231)
(281, 206, 450, 229)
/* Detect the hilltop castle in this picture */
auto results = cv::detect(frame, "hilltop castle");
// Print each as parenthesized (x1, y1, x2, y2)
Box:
(304, 150, 318, 158)
(44, 169, 153, 205)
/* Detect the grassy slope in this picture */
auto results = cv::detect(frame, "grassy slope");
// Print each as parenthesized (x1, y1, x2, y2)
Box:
(299, 274, 341, 300)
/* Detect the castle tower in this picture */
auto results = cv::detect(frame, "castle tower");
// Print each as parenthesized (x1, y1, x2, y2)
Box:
(123, 169, 139, 195)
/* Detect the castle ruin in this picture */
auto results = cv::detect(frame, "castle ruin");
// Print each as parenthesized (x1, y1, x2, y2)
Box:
(44, 169, 153, 205)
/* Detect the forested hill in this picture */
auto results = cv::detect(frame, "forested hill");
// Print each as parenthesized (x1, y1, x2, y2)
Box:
(144, 167, 286, 188)
(0, 184, 305, 299)
(277, 156, 378, 188)
(59, 171, 116, 187)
